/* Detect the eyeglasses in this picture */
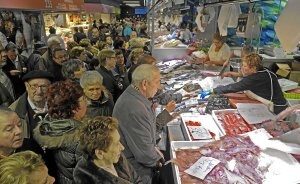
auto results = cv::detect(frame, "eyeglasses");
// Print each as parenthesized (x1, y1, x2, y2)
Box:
(27, 83, 49, 91)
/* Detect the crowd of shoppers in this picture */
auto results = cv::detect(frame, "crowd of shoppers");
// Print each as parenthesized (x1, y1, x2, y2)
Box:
(0, 18, 176, 184)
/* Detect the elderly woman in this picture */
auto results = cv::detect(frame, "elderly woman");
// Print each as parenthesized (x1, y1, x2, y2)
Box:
(61, 59, 86, 81)
(80, 71, 114, 117)
(0, 151, 55, 184)
(74, 116, 142, 184)
(204, 32, 231, 66)
(0, 108, 23, 157)
(212, 53, 288, 114)
(127, 47, 144, 69)
(69, 46, 85, 60)
(34, 80, 87, 184)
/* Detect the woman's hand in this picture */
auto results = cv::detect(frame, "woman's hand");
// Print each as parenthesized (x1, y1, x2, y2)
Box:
(222, 72, 234, 77)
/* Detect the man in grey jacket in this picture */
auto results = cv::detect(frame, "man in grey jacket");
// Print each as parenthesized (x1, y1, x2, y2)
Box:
(113, 64, 164, 184)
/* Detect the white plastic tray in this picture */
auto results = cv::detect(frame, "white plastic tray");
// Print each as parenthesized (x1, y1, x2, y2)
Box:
(180, 113, 224, 141)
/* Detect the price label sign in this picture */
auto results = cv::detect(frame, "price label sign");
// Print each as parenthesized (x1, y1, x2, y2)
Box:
(187, 126, 212, 139)
(184, 156, 220, 180)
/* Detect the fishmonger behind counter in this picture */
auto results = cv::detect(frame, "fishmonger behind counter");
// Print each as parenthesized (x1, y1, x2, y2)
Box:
(204, 33, 231, 66)
(201, 53, 288, 114)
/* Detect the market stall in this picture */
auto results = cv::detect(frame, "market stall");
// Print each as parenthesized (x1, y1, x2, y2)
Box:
(150, 1, 300, 180)
(154, 54, 300, 183)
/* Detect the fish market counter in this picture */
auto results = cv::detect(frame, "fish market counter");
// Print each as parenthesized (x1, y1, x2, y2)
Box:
(157, 61, 300, 184)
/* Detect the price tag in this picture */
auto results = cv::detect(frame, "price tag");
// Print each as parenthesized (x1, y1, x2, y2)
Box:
(184, 156, 220, 180)
(187, 126, 212, 139)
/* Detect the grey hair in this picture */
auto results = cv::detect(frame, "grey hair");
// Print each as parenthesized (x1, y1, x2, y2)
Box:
(132, 64, 159, 85)
(80, 71, 103, 89)
(47, 36, 60, 47)
(0, 107, 16, 123)
(61, 59, 84, 79)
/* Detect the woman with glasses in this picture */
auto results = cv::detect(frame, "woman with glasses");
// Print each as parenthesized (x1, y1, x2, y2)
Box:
(74, 116, 142, 184)
(97, 49, 125, 102)
(34, 80, 87, 184)
(212, 53, 287, 114)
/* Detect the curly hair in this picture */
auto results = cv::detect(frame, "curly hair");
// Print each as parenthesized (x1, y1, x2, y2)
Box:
(128, 48, 144, 64)
(80, 70, 103, 89)
(80, 116, 118, 159)
(47, 79, 83, 119)
(66, 41, 79, 51)
(243, 53, 263, 71)
(69, 46, 85, 59)
(0, 151, 45, 184)
(61, 59, 84, 80)
(79, 38, 91, 48)
(95, 41, 107, 51)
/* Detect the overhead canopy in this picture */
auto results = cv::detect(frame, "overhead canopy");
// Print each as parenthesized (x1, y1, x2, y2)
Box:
(275, 0, 300, 52)
(0, 0, 84, 11)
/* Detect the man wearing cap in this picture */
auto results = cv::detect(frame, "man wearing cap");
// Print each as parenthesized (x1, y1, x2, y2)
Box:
(9, 70, 57, 177)
(9, 70, 53, 154)
(2, 42, 28, 98)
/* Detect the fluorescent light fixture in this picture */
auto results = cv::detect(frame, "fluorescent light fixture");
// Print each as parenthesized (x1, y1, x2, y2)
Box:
(204, 0, 270, 7)
(180, 5, 190, 10)
(126, 3, 141, 7)
(123, 1, 140, 3)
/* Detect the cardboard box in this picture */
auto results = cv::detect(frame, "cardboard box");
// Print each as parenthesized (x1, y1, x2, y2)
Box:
(289, 63, 300, 83)
(275, 62, 300, 84)
(276, 63, 291, 77)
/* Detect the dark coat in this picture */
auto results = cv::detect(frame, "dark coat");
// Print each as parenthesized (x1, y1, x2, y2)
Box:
(213, 69, 288, 114)
(97, 66, 124, 102)
(39, 50, 64, 81)
(74, 154, 142, 184)
(9, 93, 33, 139)
(26, 50, 43, 72)
(2, 55, 27, 98)
(73, 32, 87, 43)
(34, 117, 82, 184)
(86, 89, 114, 118)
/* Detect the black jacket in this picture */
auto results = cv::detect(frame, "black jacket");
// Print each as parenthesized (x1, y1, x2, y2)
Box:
(74, 32, 87, 43)
(2, 55, 27, 98)
(39, 51, 64, 81)
(26, 50, 43, 72)
(213, 69, 287, 114)
(97, 66, 124, 102)
(86, 89, 114, 118)
(34, 117, 82, 184)
(74, 154, 142, 184)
